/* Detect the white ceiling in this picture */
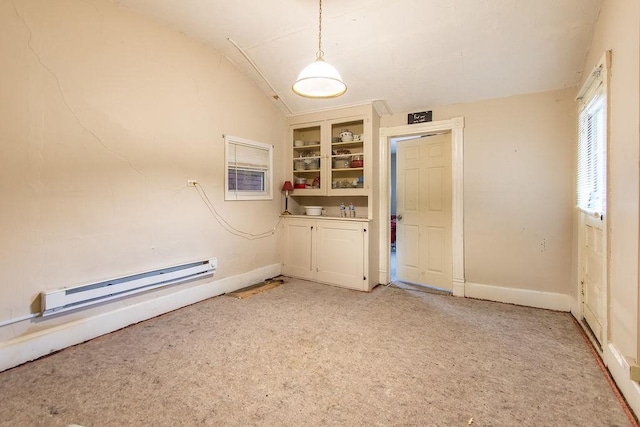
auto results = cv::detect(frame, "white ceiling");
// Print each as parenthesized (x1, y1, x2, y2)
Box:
(113, 0, 603, 116)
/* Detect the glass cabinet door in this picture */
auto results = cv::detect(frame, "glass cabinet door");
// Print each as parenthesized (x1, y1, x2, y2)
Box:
(291, 124, 323, 194)
(329, 119, 366, 195)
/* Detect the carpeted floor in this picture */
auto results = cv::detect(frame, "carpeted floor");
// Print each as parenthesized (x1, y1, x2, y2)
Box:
(0, 278, 634, 426)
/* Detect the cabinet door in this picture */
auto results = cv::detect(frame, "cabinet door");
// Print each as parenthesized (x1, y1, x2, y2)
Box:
(282, 220, 314, 280)
(315, 221, 365, 290)
(327, 117, 368, 197)
(290, 123, 325, 196)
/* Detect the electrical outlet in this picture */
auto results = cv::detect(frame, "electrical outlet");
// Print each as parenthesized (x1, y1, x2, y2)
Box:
(187, 179, 197, 187)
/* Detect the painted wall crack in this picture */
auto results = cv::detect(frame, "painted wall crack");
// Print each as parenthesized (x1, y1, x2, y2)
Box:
(11, 0, 143, 176)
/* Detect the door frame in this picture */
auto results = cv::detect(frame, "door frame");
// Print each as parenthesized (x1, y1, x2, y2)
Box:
(378, 117, 465, 296)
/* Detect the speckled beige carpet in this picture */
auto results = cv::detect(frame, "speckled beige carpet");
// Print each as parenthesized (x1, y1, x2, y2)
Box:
(0, 278, 634, 426)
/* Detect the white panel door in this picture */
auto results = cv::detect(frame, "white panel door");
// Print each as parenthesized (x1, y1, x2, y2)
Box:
(282, 219, 314, 280)
(396, 134, 452, 290)
(315, 221, 365, 290)
(581, 213, 605, 343)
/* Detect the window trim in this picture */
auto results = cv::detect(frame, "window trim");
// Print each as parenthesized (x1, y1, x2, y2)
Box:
(224, 135, 273, 201)
(576, 52, 610, 217)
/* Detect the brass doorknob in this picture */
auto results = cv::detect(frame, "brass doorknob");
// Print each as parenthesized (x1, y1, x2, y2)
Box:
(397, 214, 403, 220)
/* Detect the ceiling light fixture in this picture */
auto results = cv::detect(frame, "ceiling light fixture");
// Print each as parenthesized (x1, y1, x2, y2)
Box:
(292, 0, 346, 99)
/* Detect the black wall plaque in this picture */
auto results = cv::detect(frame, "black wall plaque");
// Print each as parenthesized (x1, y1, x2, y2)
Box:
(408, 111, 432, 124)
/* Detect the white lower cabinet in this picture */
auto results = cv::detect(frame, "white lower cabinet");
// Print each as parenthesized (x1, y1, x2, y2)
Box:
(282, 217, 368, 291)
(282, 219, 315, 281)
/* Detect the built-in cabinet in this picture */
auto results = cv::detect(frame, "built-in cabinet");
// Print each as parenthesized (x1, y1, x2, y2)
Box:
(282, 105, 380, 292)
(282, 217, 368, 291)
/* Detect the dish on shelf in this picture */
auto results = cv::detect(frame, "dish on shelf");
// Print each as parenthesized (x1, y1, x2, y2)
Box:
(296, 151, 320, 170)
(294, 140, 305, 147)
(332, 179, 361, 189)
(333, 159, 350, 169)
(304, 158, 319, 169)
(333, 149, 351, 161)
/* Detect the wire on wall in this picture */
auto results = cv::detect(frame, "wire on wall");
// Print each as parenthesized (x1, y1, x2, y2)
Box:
(192, 182, 281, 240)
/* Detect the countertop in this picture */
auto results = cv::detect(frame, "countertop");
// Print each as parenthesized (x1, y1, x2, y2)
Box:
(282, 215, 371, 222)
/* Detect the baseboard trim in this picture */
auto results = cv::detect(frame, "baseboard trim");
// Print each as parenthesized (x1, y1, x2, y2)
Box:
(452, 279, 465, 297)
(464, 282, 572, 312)
(570, 295, 581, 320)
(0, 263, 281, 373)
(604, 343, 640, 420)
(378, 269, 388, 285)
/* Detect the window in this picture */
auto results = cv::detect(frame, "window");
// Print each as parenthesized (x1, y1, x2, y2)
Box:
(225, 135, 273, 201)
(577, 59, 607, 216)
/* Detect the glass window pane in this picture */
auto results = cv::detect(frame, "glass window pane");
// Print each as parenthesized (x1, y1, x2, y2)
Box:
(228, 169, 265, 192)
(225, 136, 273, 200)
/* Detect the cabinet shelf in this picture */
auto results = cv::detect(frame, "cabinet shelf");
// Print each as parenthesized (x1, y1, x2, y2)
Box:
(331, 153, 364, 158)
(331, 141, 364, 149)
(294, 144, 321, 150)
(332, 167, 364, 172)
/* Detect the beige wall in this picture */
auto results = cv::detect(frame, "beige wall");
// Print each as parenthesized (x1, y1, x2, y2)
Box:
(381, 87, 576, 295)
(581, 0, 640, 358)
(0, 0, 286, 339)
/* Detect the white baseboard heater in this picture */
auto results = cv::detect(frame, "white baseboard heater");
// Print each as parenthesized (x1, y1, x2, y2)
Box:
(40, 258, 217, 316)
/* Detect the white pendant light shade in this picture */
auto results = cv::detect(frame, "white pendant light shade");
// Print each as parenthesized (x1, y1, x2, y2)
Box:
(293, 56, 347, 98)
(293, 0, 346, 99)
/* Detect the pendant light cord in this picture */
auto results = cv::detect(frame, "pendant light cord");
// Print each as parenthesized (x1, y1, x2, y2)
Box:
(317, 0, 324, 59)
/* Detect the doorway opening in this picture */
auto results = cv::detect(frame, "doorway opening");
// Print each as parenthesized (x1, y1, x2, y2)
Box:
(378, 117, 465, 296)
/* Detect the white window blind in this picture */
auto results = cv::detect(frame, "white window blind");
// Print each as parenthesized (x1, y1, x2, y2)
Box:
(577, 64, 606, 216)
(225, 136, 273, 201)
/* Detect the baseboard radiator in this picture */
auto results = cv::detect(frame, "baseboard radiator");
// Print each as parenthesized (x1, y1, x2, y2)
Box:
(40, 258, 217, 316)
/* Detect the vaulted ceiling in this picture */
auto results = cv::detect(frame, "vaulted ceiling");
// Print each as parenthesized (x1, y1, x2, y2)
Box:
(114, 0, 603, 116)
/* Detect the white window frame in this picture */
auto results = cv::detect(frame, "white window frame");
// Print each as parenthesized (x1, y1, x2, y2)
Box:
(576, 54, 608, 216)
(225, 135, 273, 201)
